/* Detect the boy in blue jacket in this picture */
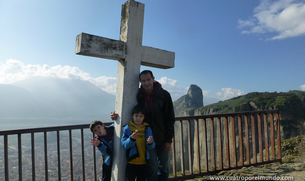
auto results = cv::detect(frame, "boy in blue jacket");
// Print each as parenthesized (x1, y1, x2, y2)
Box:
(121, 105, 155, 181)
(90, 118, 116, 181)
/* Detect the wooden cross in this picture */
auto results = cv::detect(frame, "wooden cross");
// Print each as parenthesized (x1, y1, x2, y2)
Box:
(75, 0, 175, 180)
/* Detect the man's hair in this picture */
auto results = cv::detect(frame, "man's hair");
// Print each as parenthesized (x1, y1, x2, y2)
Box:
(89, 120, 103, 133)
(132, 104, 146, 116)
(139, 70, 154, 81)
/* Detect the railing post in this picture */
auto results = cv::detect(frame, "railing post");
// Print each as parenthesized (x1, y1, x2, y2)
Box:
(258, 114, 263, 163)
(187, 119, 193, 174)
(179, 121, 185, 175)
(31, 132, 36, 181)
(231, 116, 237, 167)
(276, 113, 282, 161)
(210, 118, 215, 171)
(195, 118, 200, 173)
(245, 115, 250, 165)
(92, 132, 97, 181)
(270, 113, 275, 160)
(264, 113, 269, 162)
(217, 117, 223, 170)
(224, 117, 230, 169)
(203, 118, 208, 172)
(18, 133, 22, 181)
(251, 114, 257, 164)
(57, 130, 62, 181)
(238, 115, 243, 166)
(69, 129, 74, 180)
(81, 128, 85, 181)
(4, 135, 9, 181)
(44, 131, 49, 180)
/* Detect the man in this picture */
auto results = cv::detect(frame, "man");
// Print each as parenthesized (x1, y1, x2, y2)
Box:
(137, 70, 175, 181)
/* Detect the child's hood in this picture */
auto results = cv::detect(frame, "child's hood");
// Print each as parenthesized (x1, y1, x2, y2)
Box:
(128, 120, 149, 129)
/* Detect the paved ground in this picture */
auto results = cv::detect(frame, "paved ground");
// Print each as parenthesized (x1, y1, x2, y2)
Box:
(184, 162, 305, 181)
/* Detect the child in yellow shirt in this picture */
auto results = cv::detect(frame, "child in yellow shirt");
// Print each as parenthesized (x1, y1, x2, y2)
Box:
(121, 104, 155, 181)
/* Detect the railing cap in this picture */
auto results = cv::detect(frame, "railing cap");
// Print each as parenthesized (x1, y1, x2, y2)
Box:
(175, 110, 280, 120)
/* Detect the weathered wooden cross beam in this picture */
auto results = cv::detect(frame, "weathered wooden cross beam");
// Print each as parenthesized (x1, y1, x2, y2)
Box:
(75, 0, 175, 180)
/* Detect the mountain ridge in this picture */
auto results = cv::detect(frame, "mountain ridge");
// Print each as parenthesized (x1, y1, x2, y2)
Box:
(0, 77, 115, 130)
(191, 90, 305, 139)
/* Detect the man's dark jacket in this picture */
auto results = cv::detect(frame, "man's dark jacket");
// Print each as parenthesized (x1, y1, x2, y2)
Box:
(137, 81, 175, 145)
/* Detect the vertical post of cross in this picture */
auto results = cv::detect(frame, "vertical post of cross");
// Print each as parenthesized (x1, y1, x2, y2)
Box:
(112, 1, 144, 180)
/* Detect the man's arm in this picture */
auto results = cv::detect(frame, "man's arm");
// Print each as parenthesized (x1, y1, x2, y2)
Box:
(164, 90, 175, 151)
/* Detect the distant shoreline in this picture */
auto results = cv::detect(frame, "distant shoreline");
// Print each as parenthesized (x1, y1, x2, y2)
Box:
(0, 118, 113, 131)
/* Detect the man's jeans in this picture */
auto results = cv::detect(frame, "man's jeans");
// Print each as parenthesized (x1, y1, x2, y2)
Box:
(147, 144, 170, 181)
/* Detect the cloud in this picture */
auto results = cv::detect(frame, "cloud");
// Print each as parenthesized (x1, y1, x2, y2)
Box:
(202, 90, 210, 97)
(158, 77, 177, 87)
(0, 60, 247, 102)
(86, 76, 117, 94)
(0, 59, 117, 94)
(157, 77, 187, 101)
(0, 60, 188, 98)
(216, 88, 244, 101)
(238, 0, 305, 40)
(300, 84, 305, 91)
(0, 59, 89, 82)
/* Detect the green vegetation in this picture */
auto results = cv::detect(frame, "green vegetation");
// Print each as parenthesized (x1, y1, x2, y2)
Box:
(198, 90, 305, 113)
(196, 90, 305, 139)
(281, 135, 305, 163)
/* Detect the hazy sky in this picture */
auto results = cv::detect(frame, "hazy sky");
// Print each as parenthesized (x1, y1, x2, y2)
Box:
(1, 0, 305, 102)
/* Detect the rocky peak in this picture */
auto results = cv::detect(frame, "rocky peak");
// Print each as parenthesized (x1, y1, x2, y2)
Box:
(187, 84, 203, 106)
(173, 84, 203, 117)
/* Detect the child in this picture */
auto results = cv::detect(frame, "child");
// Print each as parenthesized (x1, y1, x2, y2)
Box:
(90, 112, 118, 181)
(121, 104, 155, 181)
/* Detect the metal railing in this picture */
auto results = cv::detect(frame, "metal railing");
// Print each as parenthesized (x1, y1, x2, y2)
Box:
(0, 110, 281, 180)
(0, 123, 109, 181)
(169, 110, 281, 180)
